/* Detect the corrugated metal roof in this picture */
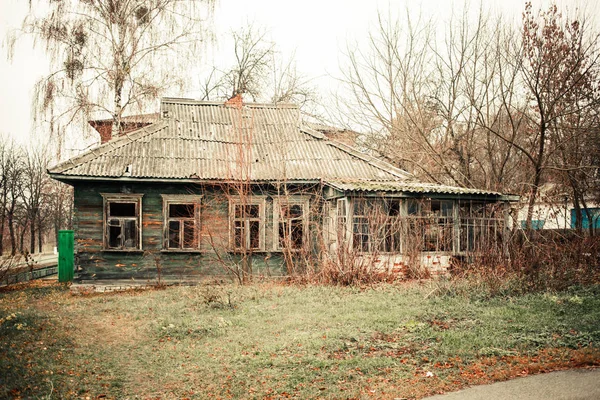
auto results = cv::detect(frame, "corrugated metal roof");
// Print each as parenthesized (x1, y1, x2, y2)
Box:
(324, 180, 503, 196)
(49, 98, 411, 183)
(49, 98, 508, 198)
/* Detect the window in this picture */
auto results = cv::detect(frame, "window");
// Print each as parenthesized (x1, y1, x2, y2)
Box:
(274, 198, 309, 250)
(230, 197, 265, 251)
(337, 198, 349, 245)
(351, 198, 402, 253)
(405, 199, 454, 252)
(162, 195, 202, 250)
(352, 198, 371, 252)
(101, 193, 143, 250)
(380, 199, 402, 253)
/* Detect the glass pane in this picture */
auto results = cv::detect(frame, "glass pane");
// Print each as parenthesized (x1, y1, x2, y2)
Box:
(407, 200, 419, 215)
(291, 219, 303, 248)
(247, 205, 260, 218)
(279, 221, 288, 246)
(441, 201, 453, 217)
(169, 203, 194, 218)
(235, 204, 260, 218)
(109, 202, 136, 217)
(354, 199, 366, 215)
(168, 220, 180, 248)
(109, 225, 121, 248)
(353, 218, 369, 251)
(249, 220, 260, 249)
(234, 220, 244, 248)
(290, 204, 303, 218)
(123, 220, 137, 248)
(183, 221, 196, 248)
(387, 200, 400, 216)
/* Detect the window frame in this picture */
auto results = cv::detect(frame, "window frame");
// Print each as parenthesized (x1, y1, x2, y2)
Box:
(273, 196, 310, 251)
(229, 196, 267, 252)
(101, 193, 144, 251)
(161, 194, 203, 251)
(336, 198, 350, 246)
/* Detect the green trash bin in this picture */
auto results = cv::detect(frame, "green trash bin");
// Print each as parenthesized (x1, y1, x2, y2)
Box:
(58, 230, 74, 282)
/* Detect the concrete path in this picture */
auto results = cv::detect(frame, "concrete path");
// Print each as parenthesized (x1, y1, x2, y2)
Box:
(424, 369, 600, 400)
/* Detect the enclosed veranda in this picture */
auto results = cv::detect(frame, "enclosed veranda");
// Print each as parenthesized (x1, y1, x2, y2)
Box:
(323, 181, 518, 274)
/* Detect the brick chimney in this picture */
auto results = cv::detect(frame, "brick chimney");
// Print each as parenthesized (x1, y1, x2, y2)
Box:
(89, 113, 158, 144)
(225, 92, 243, 108)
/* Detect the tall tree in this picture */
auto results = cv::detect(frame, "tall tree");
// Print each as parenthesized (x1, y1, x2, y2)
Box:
(21, 147, 51, 253)
(520, 2, 600, 229)
(0, 140, 25, 255)
(337, 8, 528, 191)
(8, 0, 215, 151)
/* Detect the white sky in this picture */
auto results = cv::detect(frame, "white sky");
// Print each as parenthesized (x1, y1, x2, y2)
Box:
(0, 0, 597, 149)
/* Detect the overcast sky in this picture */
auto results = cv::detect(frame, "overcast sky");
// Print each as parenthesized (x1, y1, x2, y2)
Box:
(0, 0, 597, 149)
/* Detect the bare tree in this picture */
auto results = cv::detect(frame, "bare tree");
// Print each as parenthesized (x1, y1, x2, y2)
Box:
(518, 2, 600, 230)
(21, 147, 51, 254)
(269, 50, 318, 108)
(45, 180, 74, 246)
(198, 24, 318, 110)
(7, 0, 215, 152)
(0, 139, 25, 255)
(336, 8, 526, 190)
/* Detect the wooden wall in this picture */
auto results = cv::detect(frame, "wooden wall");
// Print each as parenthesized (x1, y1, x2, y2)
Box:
(72, 182, 321, 282)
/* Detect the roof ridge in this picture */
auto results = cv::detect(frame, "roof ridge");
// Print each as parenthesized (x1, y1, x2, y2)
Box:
(48, 122, 168, 174)
(161, 97, 298, 109)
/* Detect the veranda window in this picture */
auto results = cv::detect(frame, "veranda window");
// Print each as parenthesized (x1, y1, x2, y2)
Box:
(406, 199, 454, 252)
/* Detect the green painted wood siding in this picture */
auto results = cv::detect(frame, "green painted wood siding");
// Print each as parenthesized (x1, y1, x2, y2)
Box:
(72, 182, 321, 281)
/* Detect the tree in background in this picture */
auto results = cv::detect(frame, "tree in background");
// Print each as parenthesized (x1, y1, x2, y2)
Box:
(0, 139, 24, 255)
(520, 2, 600, 230)
(7, 0, 215, 154)
(21, 147, 51, 253)
(198, 24, 318, 111)
(337, 3, 599, 230)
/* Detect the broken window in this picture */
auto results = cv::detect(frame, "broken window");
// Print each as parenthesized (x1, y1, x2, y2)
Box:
(230, 198, 265, 251)
(102, 194, 143, 250)
(275, 198, 309, 251)
(162, 195, 202, 250)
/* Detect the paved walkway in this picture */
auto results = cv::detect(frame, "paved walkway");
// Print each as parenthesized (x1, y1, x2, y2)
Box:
(424, 369, 600, 400)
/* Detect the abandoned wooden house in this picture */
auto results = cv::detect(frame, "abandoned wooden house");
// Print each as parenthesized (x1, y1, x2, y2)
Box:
(48, 97, 517, 282)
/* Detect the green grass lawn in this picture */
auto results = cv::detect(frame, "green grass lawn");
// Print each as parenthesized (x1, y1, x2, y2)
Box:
(1, 281, 599, 399)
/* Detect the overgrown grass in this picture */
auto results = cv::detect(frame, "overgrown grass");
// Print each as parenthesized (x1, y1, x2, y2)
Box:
(1, 281, 599, 399)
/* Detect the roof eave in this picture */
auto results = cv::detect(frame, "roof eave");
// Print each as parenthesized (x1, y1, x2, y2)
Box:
(47, 173, 323, 186)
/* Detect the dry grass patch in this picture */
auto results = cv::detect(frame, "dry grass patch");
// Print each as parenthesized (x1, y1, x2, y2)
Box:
(1, 280, 599, 399)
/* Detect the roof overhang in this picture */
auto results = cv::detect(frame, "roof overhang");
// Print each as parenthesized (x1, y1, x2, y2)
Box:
(323, 180, 520, 202)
